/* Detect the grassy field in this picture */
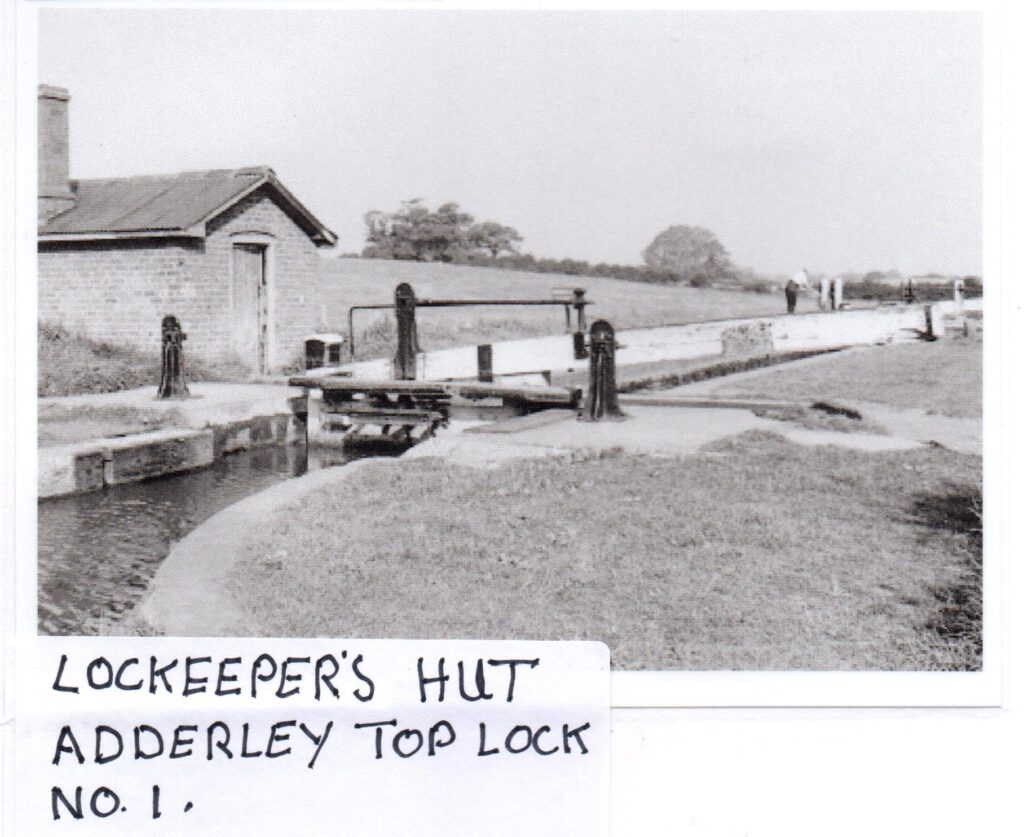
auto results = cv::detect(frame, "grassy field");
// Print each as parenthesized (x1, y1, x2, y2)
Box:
(228, 432, 981, 671)
(705, 335, 982, 418)
(317, 258, 816, 360)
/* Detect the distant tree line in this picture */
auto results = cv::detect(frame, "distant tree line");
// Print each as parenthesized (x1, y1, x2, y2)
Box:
(840, 275, 982, 303)
(361, 201, 732, 286)
(359, 201, 981, 296)
(450, 251, 683, 284)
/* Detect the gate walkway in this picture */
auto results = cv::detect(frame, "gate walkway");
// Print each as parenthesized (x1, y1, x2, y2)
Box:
(404, 404, 924, 469)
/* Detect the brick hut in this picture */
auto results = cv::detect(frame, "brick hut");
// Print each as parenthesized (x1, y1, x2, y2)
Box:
(37, 85, 338, 374)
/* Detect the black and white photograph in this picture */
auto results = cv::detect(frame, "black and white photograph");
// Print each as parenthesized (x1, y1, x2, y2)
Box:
(31, 6, 985, 677)
(10, 2, 1024, 835)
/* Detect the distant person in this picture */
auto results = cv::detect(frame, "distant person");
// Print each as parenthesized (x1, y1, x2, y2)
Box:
(903, 279, 916, 303)
(818, 276, 830, 310)
(785, 279, 799, 314)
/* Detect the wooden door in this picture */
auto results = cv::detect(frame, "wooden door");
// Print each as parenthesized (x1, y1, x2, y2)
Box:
(232, 243, 268, 373)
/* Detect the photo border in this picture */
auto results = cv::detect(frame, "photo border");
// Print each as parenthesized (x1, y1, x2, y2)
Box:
(11, 0, 1005, 710)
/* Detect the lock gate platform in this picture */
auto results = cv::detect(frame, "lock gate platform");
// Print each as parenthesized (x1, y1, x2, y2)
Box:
(288, 376, 583, 446)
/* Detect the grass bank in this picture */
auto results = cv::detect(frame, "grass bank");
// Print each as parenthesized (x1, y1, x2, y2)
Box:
(703, 335, 982, 418)
(228, 432, 981, 671)
(38, 323, 251, 397)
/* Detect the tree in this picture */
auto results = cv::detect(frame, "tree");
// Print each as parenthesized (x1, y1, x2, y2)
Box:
(363, 200, 523, 263)
(642, 225, 734, 285)
(468, 221, 523, 258)
(363, 199, 473, 262)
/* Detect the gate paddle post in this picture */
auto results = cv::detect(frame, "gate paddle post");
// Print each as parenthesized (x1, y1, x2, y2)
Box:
(393, 282, 419, 380)
(581, 319, 625, 421)
(157, 315, 189, 399)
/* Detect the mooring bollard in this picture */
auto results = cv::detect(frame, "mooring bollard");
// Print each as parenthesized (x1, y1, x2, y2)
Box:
(157, 314, 189, 399)
(394, 282, 419, 380)
(581, 320, 624, 421)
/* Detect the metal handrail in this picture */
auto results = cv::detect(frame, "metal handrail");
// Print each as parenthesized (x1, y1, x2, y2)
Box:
(347, 285, 590, 359)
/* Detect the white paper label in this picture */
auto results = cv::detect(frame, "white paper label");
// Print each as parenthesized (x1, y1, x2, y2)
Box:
(15, 637, 609, 836)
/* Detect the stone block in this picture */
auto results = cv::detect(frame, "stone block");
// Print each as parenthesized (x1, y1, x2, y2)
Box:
(104, 430, 215, 484)
(73, 450, 106, 492)
(37, 449, 80, 499)
(213, 422, 252, 456)
(249, 416, 274, 444)
(721, 321, 774, 356)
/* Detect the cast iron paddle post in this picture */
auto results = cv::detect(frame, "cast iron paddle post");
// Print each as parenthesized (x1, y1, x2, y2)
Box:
(581, 319, 624, 421)
(157, 314, 189, 399)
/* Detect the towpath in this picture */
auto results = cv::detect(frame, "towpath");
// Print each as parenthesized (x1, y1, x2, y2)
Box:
(39, 382, 299, 446)
(652, 349, 982, 456)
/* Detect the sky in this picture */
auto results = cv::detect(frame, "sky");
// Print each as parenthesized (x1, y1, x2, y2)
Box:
(36, 7, 983, 276)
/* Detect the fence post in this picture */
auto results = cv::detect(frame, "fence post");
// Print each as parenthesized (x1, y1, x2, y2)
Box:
(157, 315, 189, 399)
(904, 279, 916, 304)
(393, 282, 419, 380)
(924, 304, 946, 339)
(581, 320, 624, 421)
(572, 288, 589, 359)
(477, 344, 493, 383)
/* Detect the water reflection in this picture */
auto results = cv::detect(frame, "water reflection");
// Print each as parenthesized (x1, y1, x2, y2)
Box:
(37, 444, 373, 636)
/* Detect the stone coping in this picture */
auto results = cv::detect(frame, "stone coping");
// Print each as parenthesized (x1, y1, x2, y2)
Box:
(38, 411, 303, 499)
(137, 458, 390, 636)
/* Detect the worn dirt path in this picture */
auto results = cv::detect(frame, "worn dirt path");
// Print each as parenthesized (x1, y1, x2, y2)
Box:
(655, 349, 981, 456)
(39, 382, 300, 446)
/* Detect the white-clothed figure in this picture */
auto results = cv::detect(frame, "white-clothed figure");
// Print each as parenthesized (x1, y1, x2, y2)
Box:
(818, 275, 831, 309)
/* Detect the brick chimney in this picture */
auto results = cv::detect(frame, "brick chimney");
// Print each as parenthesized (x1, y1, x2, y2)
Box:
(38, 85, 75, 225)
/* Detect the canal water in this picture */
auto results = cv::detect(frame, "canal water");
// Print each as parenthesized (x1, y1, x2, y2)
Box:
(37, 445, 372, 636)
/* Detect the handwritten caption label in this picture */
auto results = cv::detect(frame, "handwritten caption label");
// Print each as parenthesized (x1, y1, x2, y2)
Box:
(17, 638, 609, 835)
